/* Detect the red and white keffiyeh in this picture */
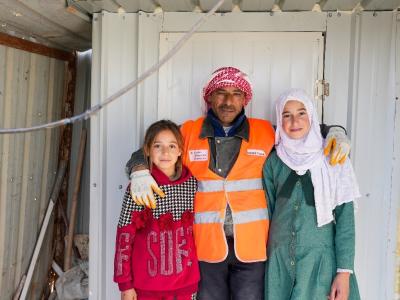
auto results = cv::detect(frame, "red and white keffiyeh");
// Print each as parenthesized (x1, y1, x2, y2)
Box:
(202, 67, 253, 106)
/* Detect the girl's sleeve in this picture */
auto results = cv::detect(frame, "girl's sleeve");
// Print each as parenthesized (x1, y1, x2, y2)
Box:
(125, 148, 147, 177)
(113, 187, 137, 291)
(334, 202, 356, 271)
(262, 155, 277, 218)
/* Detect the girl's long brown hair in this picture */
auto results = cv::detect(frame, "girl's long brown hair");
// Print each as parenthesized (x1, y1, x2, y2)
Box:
(143, 120, 184, 179)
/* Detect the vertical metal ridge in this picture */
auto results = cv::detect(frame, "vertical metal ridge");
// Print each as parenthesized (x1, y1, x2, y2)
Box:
(0, 45, 14, 297)
(39, 58, 55, 222)
(14, 52, 36, 284)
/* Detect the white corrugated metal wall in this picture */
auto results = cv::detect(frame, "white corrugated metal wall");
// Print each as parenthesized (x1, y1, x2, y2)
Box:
(90, 12, 139, 299)
(394, 15, 400, 296)
(0, 46, 66, 299)
(347, 13, 398, 299)
(90, 11, 400, 299)
(68, 51, 91, 235)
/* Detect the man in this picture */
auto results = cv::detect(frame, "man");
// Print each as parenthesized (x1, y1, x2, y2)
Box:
(126, 67, 349, 300)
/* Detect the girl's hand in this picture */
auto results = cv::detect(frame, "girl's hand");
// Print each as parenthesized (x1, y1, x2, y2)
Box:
(121, 288, 137, 300)
(328, 272, 350, 300)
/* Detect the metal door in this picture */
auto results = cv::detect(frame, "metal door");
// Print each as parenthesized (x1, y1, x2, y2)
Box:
(158, 32, 324, 125)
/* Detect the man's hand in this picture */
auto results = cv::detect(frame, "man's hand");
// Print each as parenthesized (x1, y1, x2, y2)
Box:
(324, 127, 350, 165)
(121, 288, 137, 300)
(129, 170, 165, 209)
(328, 272, 350, 300)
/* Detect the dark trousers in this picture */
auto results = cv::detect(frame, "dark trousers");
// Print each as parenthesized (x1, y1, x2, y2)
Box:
(197, 238, 265, 300)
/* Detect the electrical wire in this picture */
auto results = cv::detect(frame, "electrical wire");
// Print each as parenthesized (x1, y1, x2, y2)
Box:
(0, 0, 224, 134)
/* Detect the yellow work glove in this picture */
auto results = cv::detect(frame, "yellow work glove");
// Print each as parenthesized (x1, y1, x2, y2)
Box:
(129, 170, 165, 209)
(323, 127, 350, 165)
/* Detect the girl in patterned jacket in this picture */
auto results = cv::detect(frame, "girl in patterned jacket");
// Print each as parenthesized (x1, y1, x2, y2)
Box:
(113, 120, 199, 300)
(263, 89, 361, 300)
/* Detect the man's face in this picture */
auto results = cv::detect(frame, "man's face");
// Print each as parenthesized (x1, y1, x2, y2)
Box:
(208, 86, 246, 126)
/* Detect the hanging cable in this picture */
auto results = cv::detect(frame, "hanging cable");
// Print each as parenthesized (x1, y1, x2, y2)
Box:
(0, 0, 224, 134)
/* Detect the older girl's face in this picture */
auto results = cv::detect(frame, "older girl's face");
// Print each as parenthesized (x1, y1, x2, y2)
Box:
(282, 100, 311, 139)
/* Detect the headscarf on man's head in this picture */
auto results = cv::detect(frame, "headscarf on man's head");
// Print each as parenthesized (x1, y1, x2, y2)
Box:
(274, 88, 360, 227)
(202, 67, 253, 106)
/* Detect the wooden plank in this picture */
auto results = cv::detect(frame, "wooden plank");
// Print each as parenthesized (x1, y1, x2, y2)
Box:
(0, 32, 74, 62)
(64, 129, 87, 271)
(53, 47, 76, 276)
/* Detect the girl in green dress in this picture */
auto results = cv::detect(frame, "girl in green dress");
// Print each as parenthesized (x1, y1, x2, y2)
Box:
(263, 89, 361, 300)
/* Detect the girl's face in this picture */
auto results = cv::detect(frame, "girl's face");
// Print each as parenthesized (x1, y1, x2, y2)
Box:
(282, 100, 311, 139)
(149, 129, 182, 178)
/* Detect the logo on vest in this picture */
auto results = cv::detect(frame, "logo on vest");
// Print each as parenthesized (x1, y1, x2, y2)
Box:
(189, 149, 208, 162)
(247, 149, 266, 157)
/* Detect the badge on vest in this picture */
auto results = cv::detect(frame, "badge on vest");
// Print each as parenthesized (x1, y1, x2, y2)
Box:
(247, 149, 266, 157)
(189, 149, 208, 161)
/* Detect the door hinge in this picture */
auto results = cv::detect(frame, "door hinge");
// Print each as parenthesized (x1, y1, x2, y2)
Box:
(315, 80, 330, 98)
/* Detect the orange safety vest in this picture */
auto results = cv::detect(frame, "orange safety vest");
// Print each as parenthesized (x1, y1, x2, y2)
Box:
(180, 117, 275, 263)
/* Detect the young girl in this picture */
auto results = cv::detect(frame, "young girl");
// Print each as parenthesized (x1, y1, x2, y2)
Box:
(113, 120, 199, 300)
(263, 89, 361, 300)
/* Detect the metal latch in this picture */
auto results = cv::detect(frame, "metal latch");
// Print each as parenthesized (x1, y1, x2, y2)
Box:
(315, 80, 330, 98)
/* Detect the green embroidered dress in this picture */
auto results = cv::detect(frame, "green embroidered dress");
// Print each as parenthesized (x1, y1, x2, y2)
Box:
(263, 151, 360, 300)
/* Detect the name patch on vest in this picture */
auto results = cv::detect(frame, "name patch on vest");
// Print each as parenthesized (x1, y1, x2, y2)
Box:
(247, 149, 266, 157)
(189, 149, 208, 161)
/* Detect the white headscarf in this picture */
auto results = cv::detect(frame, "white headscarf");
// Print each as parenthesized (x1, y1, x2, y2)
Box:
(275, 88, 361, 227)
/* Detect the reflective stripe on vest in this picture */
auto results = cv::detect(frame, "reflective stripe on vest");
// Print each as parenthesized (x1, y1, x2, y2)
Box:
(194, 211, 222, 224)
(232, 208, 268, 224)
(197, 178, 263, 193)
(195, 208, 268, 225)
